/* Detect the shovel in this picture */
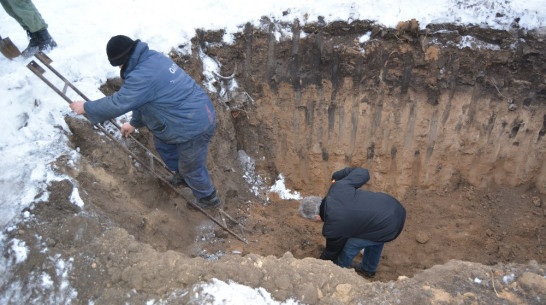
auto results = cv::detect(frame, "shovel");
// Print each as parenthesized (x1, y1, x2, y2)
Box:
(0, 36, 22, 59)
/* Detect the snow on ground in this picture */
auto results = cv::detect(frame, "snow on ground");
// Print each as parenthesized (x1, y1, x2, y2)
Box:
(192, 279, 301, 305)
(0, 0, 544, 303)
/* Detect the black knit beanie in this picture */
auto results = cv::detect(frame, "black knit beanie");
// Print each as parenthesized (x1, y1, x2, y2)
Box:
(106, 35, 138, 66)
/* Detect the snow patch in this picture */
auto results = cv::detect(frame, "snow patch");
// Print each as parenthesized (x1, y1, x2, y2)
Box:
(359, 31, 371, 43)
(457, 35, 501, 50)
(70, 186, 85, 208)
(195, 278, 302, 304)
(9, 239, 28, 264)
(268, 174, 302, 200)
(237, 150, 267, 201)
(200, 48, 221, 93)
(503, 273, 515, 285)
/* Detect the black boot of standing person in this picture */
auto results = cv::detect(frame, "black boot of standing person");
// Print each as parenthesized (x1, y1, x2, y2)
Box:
(21, 28, 57, 57)
(1, 0, 57, 57)
(167, 171, 189, 188)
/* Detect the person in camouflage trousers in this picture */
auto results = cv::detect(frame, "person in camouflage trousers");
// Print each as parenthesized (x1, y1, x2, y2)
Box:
(1, 0, 56, 57)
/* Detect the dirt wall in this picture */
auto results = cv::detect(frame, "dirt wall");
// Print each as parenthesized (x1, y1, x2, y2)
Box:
(193, 19, 546, 198)
(251, 83, 546, 199)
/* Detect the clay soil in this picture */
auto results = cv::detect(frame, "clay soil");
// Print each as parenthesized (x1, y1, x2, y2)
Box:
(2, 19, 546, 304)
(53, 116, 546, 282)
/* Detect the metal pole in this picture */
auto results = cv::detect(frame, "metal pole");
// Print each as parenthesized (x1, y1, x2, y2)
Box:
(34, 52, 170, 172)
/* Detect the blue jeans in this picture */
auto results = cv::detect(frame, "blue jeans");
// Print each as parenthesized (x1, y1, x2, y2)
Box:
(336, 238, 384, 273)
(153, 125, 215, 199)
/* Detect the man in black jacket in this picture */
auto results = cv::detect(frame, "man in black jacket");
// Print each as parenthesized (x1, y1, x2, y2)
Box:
(318, 167, 406, 278)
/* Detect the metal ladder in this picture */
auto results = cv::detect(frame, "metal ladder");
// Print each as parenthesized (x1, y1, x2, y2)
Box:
(27, 52, 249, 244)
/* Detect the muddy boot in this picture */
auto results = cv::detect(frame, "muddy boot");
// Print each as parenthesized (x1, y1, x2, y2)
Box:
(22, 29, 57, 58)
(166, 172, 188, 187)
(351, 262, 376, 278)
(192, 190, 221, 210)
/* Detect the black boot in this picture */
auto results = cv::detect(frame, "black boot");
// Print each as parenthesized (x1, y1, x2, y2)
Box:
(193, 190, 221, 210)
(167, 172, 188, 187)
(22, 29, 57, 58)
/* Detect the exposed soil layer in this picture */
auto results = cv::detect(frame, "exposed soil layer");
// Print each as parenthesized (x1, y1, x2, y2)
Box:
(2, 19, 546, 304)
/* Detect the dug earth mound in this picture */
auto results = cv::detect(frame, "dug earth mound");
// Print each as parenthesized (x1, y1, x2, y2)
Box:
(2, 19, 546, 304)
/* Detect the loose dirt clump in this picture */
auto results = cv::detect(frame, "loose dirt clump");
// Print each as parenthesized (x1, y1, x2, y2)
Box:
(2, 19, 546, 304)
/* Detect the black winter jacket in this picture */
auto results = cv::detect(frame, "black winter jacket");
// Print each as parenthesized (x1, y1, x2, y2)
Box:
(319, 167, 406, 261)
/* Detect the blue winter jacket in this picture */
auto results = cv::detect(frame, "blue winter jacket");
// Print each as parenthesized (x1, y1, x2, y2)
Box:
(84, 41, 216, 144)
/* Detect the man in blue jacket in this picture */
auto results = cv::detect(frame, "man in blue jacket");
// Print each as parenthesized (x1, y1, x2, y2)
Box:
(70, 35, 220, 209)
(318, 167, 406, 278)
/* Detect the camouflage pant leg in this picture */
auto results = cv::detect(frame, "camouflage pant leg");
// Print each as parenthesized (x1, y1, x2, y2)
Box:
(0, 0, 47, 33)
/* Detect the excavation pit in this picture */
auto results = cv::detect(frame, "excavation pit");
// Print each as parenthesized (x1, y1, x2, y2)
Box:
(7, 19, 545, 303)
(63, 20, 546, 283)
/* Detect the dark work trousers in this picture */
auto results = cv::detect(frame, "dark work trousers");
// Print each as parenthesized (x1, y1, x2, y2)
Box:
(153, 125, 215, 199)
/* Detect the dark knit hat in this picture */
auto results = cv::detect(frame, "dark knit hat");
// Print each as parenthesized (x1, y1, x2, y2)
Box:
(106, 35, 138, 66)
